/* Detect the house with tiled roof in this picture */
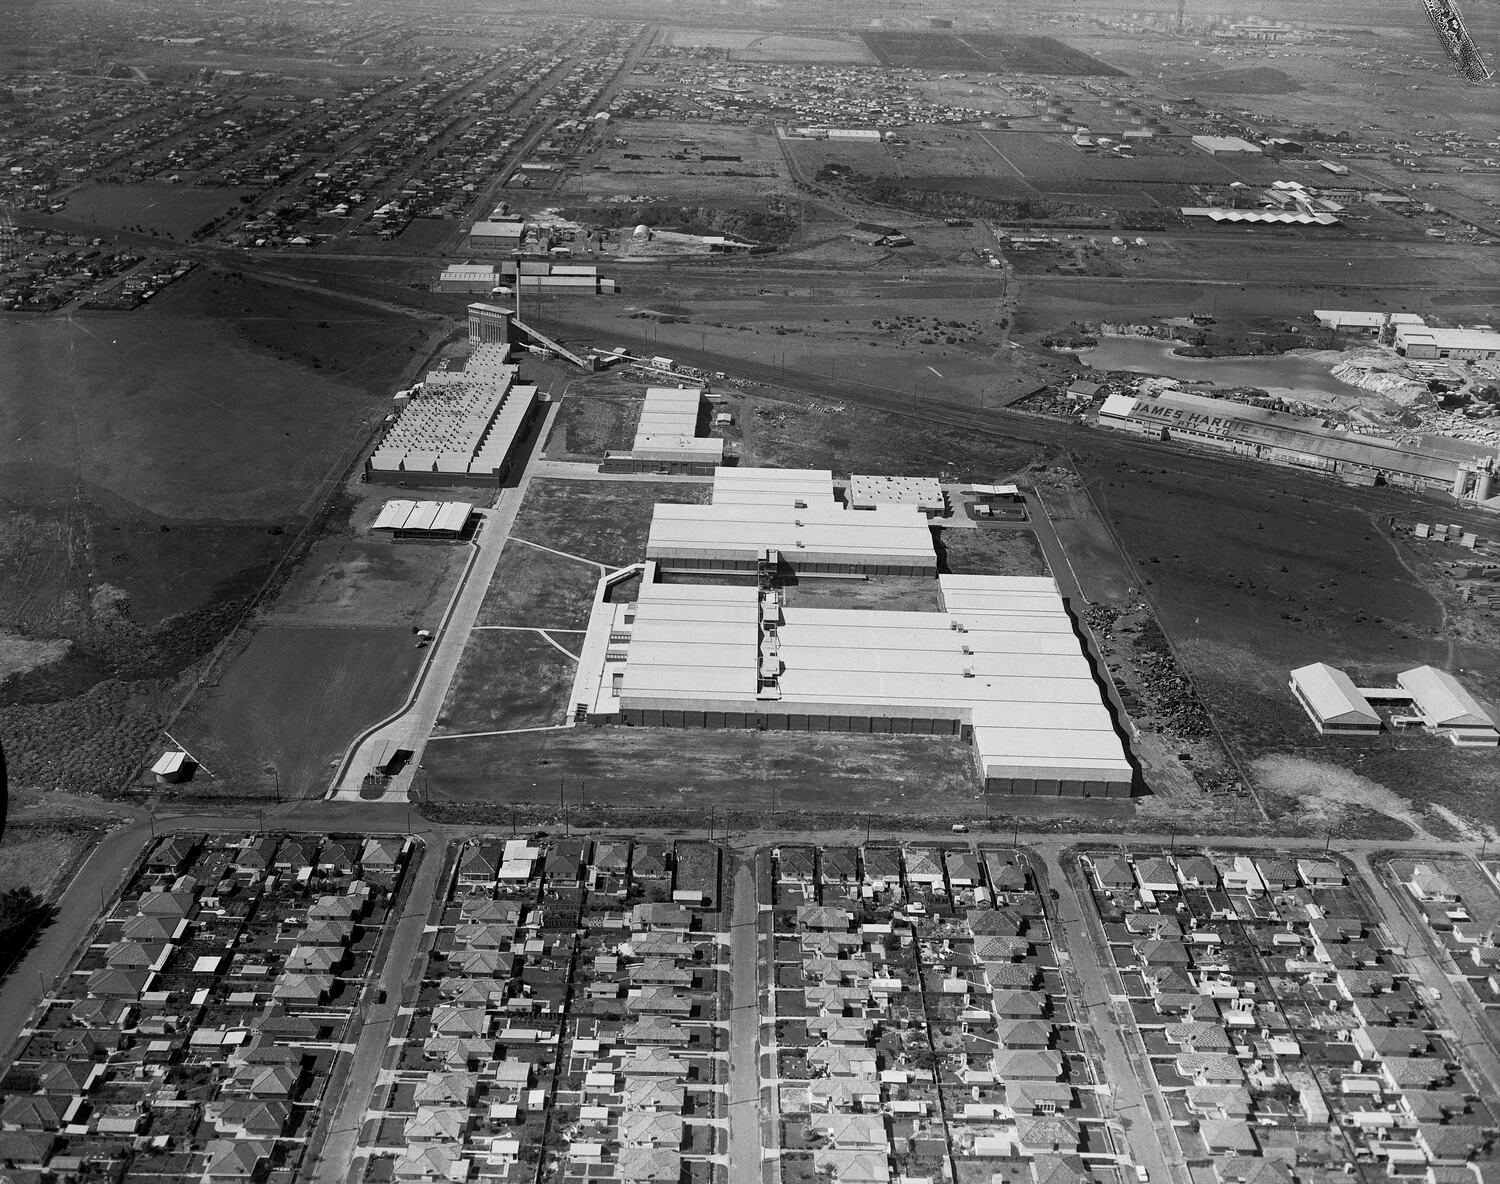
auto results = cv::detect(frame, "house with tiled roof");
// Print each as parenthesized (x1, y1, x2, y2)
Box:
(993, 1049, 1064, 1081)
(1175, 1052, 1243, 1085)
(996, 1019, 1053, 1050)
(619, 1112, 685, 1149)
(407, 1106, 470, 1142)
(394, 1143, 464, 1182)
(414, 1072, 478, 1107)
(1211, 1158, 1293, 1184)
(618, 1148, 683, 1183)
(1030, 1153, 1090, 1184)
(211, 1099, 290, 1139)
(992, 989, 1046, 1019)
(360, 836, 405, 873)
(1016, 1114, 1080, 1154)
(1087, 854, 1134, 891)
(203, 1139, 272, 1181)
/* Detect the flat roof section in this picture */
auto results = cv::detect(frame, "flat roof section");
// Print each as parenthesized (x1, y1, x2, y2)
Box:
(646, 501, 935, 568)
(849, 474, 945, 513)
(711, 467, 836, 507)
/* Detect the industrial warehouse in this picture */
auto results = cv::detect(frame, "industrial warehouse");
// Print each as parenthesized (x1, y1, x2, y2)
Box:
(1097, 389, 1499, 499)
(370, 499, 474, 540)
(1290, 662, 1499, 746)
(647, 468, 939, 577)
(601, 386, 724, 474)
(570, 468, 1135, 798)
(365, 344, 539, 487)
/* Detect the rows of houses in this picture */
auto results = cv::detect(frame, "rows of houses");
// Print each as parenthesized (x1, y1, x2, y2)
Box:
(1083, 849, 1491, 1182)
(770, 844, 1105, 1184)
(1394, 860, 1500, 1018)
(0, 832, 410, 1183)
(356, 837, 727, 1184)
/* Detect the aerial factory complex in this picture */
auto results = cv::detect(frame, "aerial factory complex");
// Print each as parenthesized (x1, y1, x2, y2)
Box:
(3, 1, 1500, 1183)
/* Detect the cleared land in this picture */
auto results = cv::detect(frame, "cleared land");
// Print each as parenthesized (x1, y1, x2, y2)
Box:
(0, 826, 98, 902)
(938, 527, 1049, 577)
(172, 624, 421, 799)
(507, 478, 712, 570)
(56, 183, 258, 237)
(662, 28, 875, 64)
(476, 542, 600, 631)
(424, 728, 984, 820)
(546, 382, 643, 460)
(561, 121, 793, 200)
(433, 629, 577, 736)
(860, 32, 1122, 76)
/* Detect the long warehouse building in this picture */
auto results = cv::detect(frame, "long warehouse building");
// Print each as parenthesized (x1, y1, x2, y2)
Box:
(575, 570, 1134, 796)
(647, 467, 937, 576)
(366, 344, 538, 487)
(1097, 389, 1492, 493)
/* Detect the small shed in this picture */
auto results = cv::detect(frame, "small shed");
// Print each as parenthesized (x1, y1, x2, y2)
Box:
(151, 750, 194, 785)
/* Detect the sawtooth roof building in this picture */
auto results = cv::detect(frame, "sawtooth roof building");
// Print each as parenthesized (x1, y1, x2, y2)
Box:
(646, 468, 937, 577)
(574, 569, 1133, 797)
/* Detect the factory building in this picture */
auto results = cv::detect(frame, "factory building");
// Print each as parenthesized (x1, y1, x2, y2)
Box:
(1314, 310, 1426, 335)
(1289, 663, 1497, 746)
(439, 264, 501, 294)
(1394, 324, 1500, 361)
(370, 499, 475, 539)
(1097, 389, 1490, 493)
(574, 570, 1133, 796)
(468, 302, 514, 345)
(1288, 664, 1382, 735)
(366, 344, 538, 487)
(601, 387, 723, 475)
(1190, 135, 1263, 158)
(646, 468, 936, 577)
(467, 219, 526, 252)
(848, 475, 947, 518)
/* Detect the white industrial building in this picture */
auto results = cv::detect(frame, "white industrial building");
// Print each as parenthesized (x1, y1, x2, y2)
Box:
(602, 387, 723, 475)
(1288, 664, 1382, 735)
(574, 569, 1132, 796)
(468, 219, 526, 251)
(366, 344, 538, 487)
(1314, 310, 1426, 334)
(438, 264, 501, 294)
(1289, 662, 1498, 746)
(1394, 324, 1500, 361)
(1190, 135, 1263, 158)
(849, 474, 947, 517)
(1096, 389, 1488, 493)
(371, 499, 474, 539)
(645, 468, 936, 577)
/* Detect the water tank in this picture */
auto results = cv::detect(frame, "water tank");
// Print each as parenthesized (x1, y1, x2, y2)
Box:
(1475, 470, 1494, 500)
(632, 224, 650, 241)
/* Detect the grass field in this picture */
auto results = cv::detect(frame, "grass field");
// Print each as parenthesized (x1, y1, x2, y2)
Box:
(476, 542, 599, 631)
(173, 624, 421, 799)
(507, 479, 712, 570)
(0, 826, 99, 901)
(433, 630, 578, 736)
(424, 727, 985, 819)
(938, 528, 1049, 578)
(662, 29, 875, 64)
(547, 384, 643, 460)
(56, 183, 258, 238)
(561, 121, 793, 200)
(860, 32, 1121, 76)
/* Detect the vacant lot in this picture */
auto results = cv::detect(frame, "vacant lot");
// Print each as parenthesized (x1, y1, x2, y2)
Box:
(476, 542, 599, 631)
(861, 32, 1121, 76)
(779, 576, 943, 613)
(939, 527, 1049, 577)
(507, 478, 711, 570)
(0, 826, 99, 901)
(55, 183, 259, 237)
(663, 28, 875, 64)
(424, 727, 984, 822)
(173, 625, 421, 799)
(563, 121, 793, 200)
(433, 630, 577, 736)
(547, 384, 643, 459)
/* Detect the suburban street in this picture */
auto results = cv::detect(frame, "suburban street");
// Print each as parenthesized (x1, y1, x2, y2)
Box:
(726, 858, 764, 1184)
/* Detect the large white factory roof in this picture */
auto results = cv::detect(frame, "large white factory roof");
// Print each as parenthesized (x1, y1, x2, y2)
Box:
(1398, 666, 1497, 729)
(1289, 663, 1380, 726)
(1393, 325, 1500, 353)
(712, 467, 836, 507)
(611, 574, 1130, 784)
(368, 343, 537, 479)
(626, 387, 723, 465)
(371, 499, 473, 535)
(1190, 135, 1263, 154)
(1314, 310, 1425, 330)
(646, 501, 934, 566)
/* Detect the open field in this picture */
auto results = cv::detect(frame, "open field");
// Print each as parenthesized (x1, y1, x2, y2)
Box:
(56, 183, 258, 238)
(476, 542, 599, 631)
(267, 487, 474, 629)
(546, 381, 643, 459)
(779, 576, 944, 613)
(661, 28, 875, 64)
(1072, 450, 1500, 830)
(172, 624, 421, 799)
(937, 526, 1049, 577)
(0, 826, 99, 902)
(507, 478, 711, 570)
(433, 629, 577, 736)
(860, 31, 1122, 76)
(424, 727, 985, 819)
(560, 121, 793, 200)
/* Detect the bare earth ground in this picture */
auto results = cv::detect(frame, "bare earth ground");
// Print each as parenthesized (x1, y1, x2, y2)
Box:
(506, 478, 712, 570)
(171, 625, 422, 800)
(938, 527, 1049, 577)
(476, 543, 600, 632)
(0, 827, 100, 902)
(433, 630, 578, 737)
